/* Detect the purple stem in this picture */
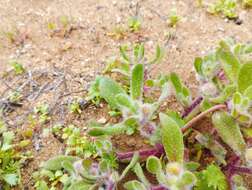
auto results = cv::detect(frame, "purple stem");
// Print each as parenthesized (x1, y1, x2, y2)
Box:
(182, 96, 203, 118)
(116, 143, 164, 161)
(150, 185, 169, 190)
(106, 182, 115, 190)
(231, 166, 252, 175)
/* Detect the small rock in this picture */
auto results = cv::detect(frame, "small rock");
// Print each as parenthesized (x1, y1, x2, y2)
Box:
(97, 117, 107, 124)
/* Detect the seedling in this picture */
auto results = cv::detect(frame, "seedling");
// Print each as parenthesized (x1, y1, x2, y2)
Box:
(9, 60, 25, 75)
(167, 9, 181, 27)
(0, 123, 31, 189)
(207, 0, 237, 19)
(8, 91, 22, 103)
(34, 103, 50, 123)
(61, 125, 96, 157)
(69, 99, 82, 114)
(128, 16, 141, 32)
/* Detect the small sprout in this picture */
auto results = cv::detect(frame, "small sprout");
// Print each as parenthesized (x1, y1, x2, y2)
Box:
(107, 26, 127, 40)
(34, 103, 50, 123)
(47, 22, 56, 30)
(195, 164, 228, 190)
(69, 99, 82, 114)
(128, 16, 141, 32)
(167, 9, 181, 27)
(59, 15, 69, 28)
(207, 0, 237, 19)
(8, 91, 22, 103)
(10, 60, 25, 75)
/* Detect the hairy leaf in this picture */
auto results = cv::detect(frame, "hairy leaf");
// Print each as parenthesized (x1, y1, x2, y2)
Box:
(146, 156, 162, 174)
(217, 46, 240, 83)
(212, 111, 246, 156)
(131, 64, 144, 100)
(238, 62, 252, 93)
(88, 123, 127, 136)
(99, 76, 126, 109)
(160, 113, 184, 162)
(42, 155, 79, 171)
(195, 165, 228, 190)
(116, 94, 137, 113)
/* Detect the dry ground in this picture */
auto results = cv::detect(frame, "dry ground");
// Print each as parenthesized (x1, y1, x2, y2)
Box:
(1, 0, 252, 189)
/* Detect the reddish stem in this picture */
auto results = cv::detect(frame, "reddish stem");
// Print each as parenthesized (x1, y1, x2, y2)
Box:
(181, 104, 227, 132)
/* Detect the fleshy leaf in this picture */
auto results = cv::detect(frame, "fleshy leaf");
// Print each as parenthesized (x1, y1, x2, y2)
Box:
(160, 113, 184, 162)
(146, 156, 162, 174)
(133, 163, 150, 187)
(149, 45, 164, 64)
(116, 94, 137, 113)
(194, 57, 203, 76)
(88, 123, 127, 136)
(134, 44, 145, 62)
(99, 76, 126, 109)
(68, 180, 92, 190)
(244, 85, 252, 100)
(238, 62, 252, 93)
(3, 174, 18, 186)
(170, 73, 191, 107)
(131, 64, 144, 100)
(42, 155, 79, 171)
(212, 111, 246, 156)
(124, 180, 147, 190)
(217, 44, 240, 83)
(120, 152, 139, 180)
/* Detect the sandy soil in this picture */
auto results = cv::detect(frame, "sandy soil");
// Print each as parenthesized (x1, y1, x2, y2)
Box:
(1, 0, 252, 189)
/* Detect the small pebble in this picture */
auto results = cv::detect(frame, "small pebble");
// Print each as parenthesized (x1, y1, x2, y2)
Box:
(97, 117, 107, 124)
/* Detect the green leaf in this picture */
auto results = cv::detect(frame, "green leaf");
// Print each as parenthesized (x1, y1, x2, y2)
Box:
(120, 153, 139, 180)
(195, 133, 227, 165)
(179, 171, 197, 187)
(42, 155, 79, 171)
(68, 180, 92, 190)
(244, 85, 252, 100)
(212, 111, 246, 156)
(166, 110, 185, 128)
(133, 163, 150, 187)
(217, 46, 240, 83)
(146, 156, 162, 174)
(124, 180, 147, 190)
(184, 162, 200, 172)
(3, 174, 18, 186)
(131, 64, 144, 100)
(149, 45, 164, 64)
(88, 123, 127, 136)
(238, 62, 252, 93)
(194, 57, 203, 76)
(210, 84, 236, 104)
(170, 73, 191, 106)
(197, 165, 228, 190)
(99, 77, 126, 109)
(116, 94, 137, 113)
(160, 113, 184, 162)
(134, 44, 145, 62)
(35, 180, 49, 190)
(120, 45, 130, 62)
(158, 82, 170, 104)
